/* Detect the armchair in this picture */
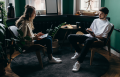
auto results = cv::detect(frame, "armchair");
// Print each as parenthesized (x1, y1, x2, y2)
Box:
(8, 26, 46, 69)
(76, 23, 114, 65)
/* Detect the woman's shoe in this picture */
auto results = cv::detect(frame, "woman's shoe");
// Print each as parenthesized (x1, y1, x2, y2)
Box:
(52, 56, 61, 60)
(49, 57, 62, 63)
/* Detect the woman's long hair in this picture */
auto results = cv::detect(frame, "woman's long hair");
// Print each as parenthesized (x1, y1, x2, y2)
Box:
(16, 5, 35, 30)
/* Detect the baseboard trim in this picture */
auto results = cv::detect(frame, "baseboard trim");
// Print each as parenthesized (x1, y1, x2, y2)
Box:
(104, 46, 120, 58)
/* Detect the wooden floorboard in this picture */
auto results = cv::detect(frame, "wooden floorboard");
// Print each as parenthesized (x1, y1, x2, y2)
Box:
(1, 48, 120, 77)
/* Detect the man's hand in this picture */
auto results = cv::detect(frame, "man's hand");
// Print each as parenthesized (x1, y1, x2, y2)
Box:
(86, 28, 92, 31)
(86, 28, 105, 40)
(86, 28, 95, 37)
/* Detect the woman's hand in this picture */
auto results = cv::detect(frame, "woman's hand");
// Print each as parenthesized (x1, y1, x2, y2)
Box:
(34, 34, 43, 40)
(37, 32, 44, 36)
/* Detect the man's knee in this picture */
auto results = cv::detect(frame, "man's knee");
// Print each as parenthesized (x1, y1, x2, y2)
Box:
(84, 39, 95, 45)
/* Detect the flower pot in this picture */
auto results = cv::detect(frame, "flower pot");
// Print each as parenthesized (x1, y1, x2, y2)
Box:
(44, 39, 59, 53)
(52, 39, 59, 53)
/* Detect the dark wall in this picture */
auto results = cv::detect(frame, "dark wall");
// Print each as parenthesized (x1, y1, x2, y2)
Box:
(7, 15, 103, 40)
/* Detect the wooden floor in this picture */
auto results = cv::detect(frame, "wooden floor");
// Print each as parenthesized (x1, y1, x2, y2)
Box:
(1, 48, 120, 77)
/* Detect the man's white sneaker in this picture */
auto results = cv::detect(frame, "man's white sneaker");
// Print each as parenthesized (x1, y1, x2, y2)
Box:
(52, 56, 61, 60)
(72, 61, 80, 72)
(49, 57, 62, 63)
(71, 52, 80, 59)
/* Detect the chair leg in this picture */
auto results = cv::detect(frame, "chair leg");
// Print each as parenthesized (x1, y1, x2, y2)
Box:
(90, 49, 95, 66)
(70, 44, 72, 52)
(108, 41, 111, 56)
(35, 51, 43, 69)
(42, 48, 46, 56)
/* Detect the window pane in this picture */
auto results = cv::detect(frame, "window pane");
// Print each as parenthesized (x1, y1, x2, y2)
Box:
(0, 0, 6, 9)
(80, 0, 100, 10)
(28, 0, 46, 10)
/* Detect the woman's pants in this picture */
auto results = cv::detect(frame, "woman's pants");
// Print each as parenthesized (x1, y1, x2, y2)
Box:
(34, 35, 53, 54)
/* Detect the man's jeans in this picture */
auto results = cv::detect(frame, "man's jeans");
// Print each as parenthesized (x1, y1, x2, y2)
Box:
(68, 34, 97, 63)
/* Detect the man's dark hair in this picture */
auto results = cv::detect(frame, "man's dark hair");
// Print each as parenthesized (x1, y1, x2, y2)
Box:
(99, 7, 109, 14)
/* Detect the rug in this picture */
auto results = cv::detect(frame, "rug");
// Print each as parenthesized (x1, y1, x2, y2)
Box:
(10, 47, 109, 77)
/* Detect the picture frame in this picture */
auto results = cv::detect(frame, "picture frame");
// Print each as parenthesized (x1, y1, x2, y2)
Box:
(45, 0, 58, 15)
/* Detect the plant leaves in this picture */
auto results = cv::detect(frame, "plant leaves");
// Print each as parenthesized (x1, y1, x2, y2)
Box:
(0, 29, 5, 42)
(0, 45, 2, 52)
(21, 41, 25, 45)
(17, 30, 23, 37)
(24, 36, 31, 41)
(0, 24, 5, 31)
(45, 22, 67, 40)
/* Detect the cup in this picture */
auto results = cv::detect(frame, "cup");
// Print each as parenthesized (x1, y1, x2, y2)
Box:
(76, 22, 80, 28)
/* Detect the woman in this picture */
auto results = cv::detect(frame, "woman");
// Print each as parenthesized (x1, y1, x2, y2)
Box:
(16, 5, 62, 63)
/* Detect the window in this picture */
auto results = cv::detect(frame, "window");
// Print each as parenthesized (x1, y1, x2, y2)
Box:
(0, 0, 9, 11)
(26, 0, 46, 10)
(0, 0, 15, 12)
(74, 0, 101, 14)
(26, 0, 62, 15)
(9, 0, 15, 9)
(80, 0, 101, 10)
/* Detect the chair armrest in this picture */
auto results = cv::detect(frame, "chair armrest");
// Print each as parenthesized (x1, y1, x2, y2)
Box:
(24, 44, 44, 53)
(34, 44, 45, 48)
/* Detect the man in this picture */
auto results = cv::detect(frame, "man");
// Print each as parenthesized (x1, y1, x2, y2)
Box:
(68, 7, 112, 72)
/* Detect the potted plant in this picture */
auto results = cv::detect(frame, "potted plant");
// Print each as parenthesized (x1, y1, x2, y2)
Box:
(0, 42, 7, 76)
(0, 1, 8, 76)
(0, 1, 7, 27)
(0, 25, 31, 76)
(0, 26, 8, 76)
(46, 22, 66, 53)
(14, 29, 31, 53)
(0, 1, 31, 75)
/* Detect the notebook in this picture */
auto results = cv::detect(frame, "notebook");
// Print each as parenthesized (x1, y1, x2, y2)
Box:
(39, 24, 53, 38)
